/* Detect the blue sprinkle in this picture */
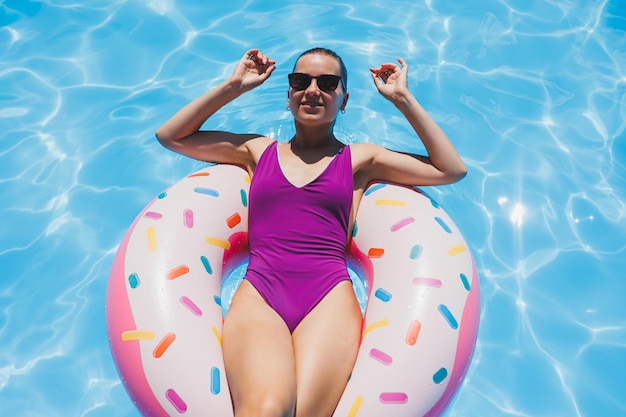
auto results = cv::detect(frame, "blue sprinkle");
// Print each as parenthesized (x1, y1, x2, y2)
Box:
(433, 367, 448, 384)
(194, 187, 219, 197)
(438, 305, 458, 329)
(157, 192, 167, 199)
(210, 367, 221, 394)
(352, 221, 358, 237)
(128, 273, 140, 289)
(214, 295, 222, 306)
(364, 183, 386, 196)
(240, 189, 248, 207)
(200, 256, 213, 274)
(410, 245, 423, 260)
(460, 273, 471, 291)
(430, 199, 440, 209)
(435, 217, 452, 234)
(374, 288, 392, 302)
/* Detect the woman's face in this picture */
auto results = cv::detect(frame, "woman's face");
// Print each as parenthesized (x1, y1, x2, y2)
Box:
(288, 53, 348, 127)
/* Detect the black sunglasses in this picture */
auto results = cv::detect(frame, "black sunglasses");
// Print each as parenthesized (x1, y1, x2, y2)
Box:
(288, 73, 345, 92)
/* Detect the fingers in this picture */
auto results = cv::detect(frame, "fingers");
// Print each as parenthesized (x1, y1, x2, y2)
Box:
(369, 57, 408, 84)
(244, 49, 276, 74)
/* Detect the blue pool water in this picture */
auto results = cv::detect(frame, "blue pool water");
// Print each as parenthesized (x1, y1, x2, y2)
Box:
(1, 1, 625, 416)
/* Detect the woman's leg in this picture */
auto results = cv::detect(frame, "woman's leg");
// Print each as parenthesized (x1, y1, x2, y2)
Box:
(292, 281, 363, 417)
(222, 280, 297, 417)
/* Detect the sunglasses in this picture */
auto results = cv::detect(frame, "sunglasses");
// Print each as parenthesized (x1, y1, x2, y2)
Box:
(288, 73, 345, 92)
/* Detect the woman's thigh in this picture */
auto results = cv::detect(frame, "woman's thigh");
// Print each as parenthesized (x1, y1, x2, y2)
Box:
(292, 281, 363, 417)
(222, 280, 297, 417)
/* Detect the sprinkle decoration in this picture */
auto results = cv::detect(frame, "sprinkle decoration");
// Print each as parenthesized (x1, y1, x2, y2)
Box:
(369, 348, 393, 365)
(153, 333, 176, 358)
(210, 367, 221, 394)
(128, 273, 140, 289)
(183, 209, 194, 228)
(166, 265, 190, 280)
(180, 296, 202, 316)
(144, 211, 163, 220)
(438, 305, 459, 329)
(405, 320, 422, 345)
(379, 392, 408, 404)
(121, 331, 155, 341)
(390, 216, 415, 231)
(165, 388, 187, 413)
(347, 396, 363, 417)
(374, 288, 392, 302)
(227, 213, 241, 228)
(193, 187, 219, 197)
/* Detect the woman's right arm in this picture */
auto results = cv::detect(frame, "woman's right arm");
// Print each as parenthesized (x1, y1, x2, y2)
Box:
(155, 49, 276, 166)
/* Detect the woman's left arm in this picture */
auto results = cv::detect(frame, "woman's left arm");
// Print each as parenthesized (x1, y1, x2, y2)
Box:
(362, 57, 467, 186)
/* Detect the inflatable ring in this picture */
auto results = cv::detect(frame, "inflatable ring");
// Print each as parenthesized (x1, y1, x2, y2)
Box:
(106, 163, 480, 417)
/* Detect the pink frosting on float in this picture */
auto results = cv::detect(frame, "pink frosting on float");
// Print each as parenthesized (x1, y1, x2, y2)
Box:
(106, 203, 170, 417)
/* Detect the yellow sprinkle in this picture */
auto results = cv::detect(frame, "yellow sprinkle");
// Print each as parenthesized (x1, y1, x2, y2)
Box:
(375, 199, 407, 207)
(347, 395, 363, 417)
(121, 331, 155, 341)
(448, 245, 468, 256)
(244, 175, 251, 184)
(212, 326, 222, 346)
(205, 237, 231, 250)
(147, 226, 157, 251)
(362, 319, 390, 338)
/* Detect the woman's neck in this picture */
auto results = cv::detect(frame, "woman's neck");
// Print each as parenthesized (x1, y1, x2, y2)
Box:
(291, 122, 340, 149)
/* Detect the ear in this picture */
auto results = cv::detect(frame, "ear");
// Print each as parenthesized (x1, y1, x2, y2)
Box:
(340, 91, 349, 112)
(286, 90, 291, 109)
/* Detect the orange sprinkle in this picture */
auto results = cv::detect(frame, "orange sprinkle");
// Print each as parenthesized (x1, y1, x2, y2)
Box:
(406, 320, 422, 345)
(166, 265, 190, 280)
(227, 213, 241, 228)
(187, 172, 210, 178)
(153, 332, 176, 358)
(368, 248, 385, 258)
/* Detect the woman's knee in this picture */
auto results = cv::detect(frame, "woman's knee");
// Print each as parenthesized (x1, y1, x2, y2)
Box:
(234, 395, 295, 417)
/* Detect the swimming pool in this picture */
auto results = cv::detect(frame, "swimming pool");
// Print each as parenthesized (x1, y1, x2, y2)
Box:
(1, 0, 624, 416)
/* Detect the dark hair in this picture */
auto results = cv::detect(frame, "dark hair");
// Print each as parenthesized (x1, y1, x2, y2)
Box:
(294, 47, 348, 90)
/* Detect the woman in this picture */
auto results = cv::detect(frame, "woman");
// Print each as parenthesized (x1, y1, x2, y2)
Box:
(156, 47, 466, 417)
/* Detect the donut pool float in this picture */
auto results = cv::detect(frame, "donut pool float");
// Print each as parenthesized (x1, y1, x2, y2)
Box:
(106, 163, 480, 417)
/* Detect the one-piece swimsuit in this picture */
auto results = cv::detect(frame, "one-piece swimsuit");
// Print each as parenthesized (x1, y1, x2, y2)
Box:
(245, 141, 353, 333)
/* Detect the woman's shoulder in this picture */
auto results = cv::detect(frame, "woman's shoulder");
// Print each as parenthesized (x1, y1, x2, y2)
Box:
(349, 142, 384, 165)
(245, 136, 276, 163)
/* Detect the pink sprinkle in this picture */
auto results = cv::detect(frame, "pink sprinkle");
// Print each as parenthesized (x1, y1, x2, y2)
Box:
(180, 296, 202, 316)
(165, 389, 187, 413)
(369, 348, 393, 365)
(412, 277, 442, 287)
(390, 217, 415, 231)
(183, 209, 194, 228)
(143, 211, 163, 220)
(379, 392, 408, 404)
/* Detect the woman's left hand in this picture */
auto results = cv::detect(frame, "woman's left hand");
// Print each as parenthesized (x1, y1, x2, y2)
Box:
(370, 57, 410, 102)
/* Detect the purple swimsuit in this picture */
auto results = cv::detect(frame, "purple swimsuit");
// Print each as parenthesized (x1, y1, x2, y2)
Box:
(245, 141, 353, 333)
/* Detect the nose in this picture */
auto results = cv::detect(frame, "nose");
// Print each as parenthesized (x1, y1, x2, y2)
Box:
(304, 78, 321, 95)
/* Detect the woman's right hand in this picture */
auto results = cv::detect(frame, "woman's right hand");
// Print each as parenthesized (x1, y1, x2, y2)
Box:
(231, 49, 276, 91)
